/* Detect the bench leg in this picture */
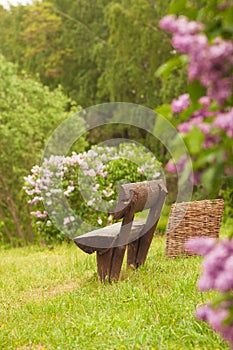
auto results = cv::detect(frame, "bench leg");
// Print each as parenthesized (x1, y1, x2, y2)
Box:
(134, 228, 155, 267)
(96, 248, 113, 282)
(109, 246, 126, 282)
(127, 239, 139, 269)
(127, 218, 159, 269)
(131, 191, 166, 268)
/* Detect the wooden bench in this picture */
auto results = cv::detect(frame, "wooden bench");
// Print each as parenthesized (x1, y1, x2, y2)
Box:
(73, 180, 167, 282)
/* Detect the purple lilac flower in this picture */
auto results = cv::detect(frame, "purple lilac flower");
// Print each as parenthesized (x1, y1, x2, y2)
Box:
(159, 15, 203, 34)
(166, 155, 187, 174)
(214, 108, 233, 137)
(190, 171, 201, 185)
(196, 303, 233, 349)
(166, 159, 176, 174)
(178, 121, 192, 133)
(202, 134, 220, 149)
(185, 237, 216, 256)
(186, 237, 233, 292)
(171, 93, 191, 113)
(198, 96, 211, 107)
(160, 15, 233, 105)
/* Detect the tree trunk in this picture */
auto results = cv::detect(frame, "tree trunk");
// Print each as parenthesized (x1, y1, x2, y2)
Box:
(0, 175, 26, 245)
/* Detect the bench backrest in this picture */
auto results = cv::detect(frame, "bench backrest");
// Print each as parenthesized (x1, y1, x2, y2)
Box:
(114, 179, 167, 219)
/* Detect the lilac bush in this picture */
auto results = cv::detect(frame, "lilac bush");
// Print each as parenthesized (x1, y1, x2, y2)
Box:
(159, 12, 233, 196)
(160, 15, 233, 105)
(186, 237, 233, 348)
(159, 2, 233, 347)
(24, 143, 161, 242)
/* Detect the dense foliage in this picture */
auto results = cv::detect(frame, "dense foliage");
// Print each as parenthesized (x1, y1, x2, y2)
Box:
(158, 0, 233, 347)
(161, 10, 233, 196)
(0, 0, 189, 246)
(0, 0, 186, 109)
(0, 55, 86, 245)
(24, 143, 162, 243)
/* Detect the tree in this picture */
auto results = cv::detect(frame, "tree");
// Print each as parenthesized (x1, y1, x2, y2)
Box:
(20, 2, 70, 87)
(0, 0, 187, 109)
(0, 4, 27, 64)
(0, 55, 87, 245)
(45, 0, 110, 105)
(97, 0, 173, 108)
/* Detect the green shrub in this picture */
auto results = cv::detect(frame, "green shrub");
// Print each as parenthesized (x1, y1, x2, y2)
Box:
(24, 143, 162, 243)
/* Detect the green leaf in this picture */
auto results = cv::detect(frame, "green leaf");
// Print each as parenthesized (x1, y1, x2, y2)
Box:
(168, 0, 186, 14)
(188, 80, 206, 105)
(169, 0, 199, 18)
(201, 163, 224, 197)
(184, 127, 205, 155)
(222, 6, 233, 29)
(155, 55, 188, 80)
(155, 104, 172, 120)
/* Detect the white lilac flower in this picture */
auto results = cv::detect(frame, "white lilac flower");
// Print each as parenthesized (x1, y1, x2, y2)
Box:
(88, 169, 96, 177)
(63, 216, 75, 225)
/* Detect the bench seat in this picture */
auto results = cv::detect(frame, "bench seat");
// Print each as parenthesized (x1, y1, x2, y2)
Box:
(74, 220, 145, 254)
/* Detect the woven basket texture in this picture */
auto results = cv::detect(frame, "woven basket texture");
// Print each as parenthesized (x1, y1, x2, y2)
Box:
(165, 199, 224, 257)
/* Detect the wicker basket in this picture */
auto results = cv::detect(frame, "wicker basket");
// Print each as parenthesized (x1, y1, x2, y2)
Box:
(165, 199, 224, 257)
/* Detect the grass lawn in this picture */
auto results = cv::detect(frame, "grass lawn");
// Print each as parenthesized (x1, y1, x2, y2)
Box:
(0, 225, 231, 350)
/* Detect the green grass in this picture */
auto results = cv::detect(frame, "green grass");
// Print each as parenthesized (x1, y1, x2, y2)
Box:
(0, 226, 231, 350)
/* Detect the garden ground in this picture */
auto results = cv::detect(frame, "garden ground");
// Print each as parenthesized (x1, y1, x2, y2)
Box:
(0, 224, 231, 350)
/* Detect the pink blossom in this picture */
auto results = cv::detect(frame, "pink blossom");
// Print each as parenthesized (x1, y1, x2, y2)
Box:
(30, 210, 48, 219)
(161, 15, 233, 105)
(198, 123, 212, 135)
(214, 108, 233, 137)
(185, 237, 216, 256)
(196, 303, 233, 348)
(198, 96, 211, 107)
(24, 175, 36, 187)
(202, 134, 220, 149)
(159, 15, 177, 32)
(171, 93, 191, 113)
(27, 196, 43, 205)
(190, 171, 201, 185)
(166, 159, 176, 173)
(159, 15, 203, 35)
(178, 121, 192, 133)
